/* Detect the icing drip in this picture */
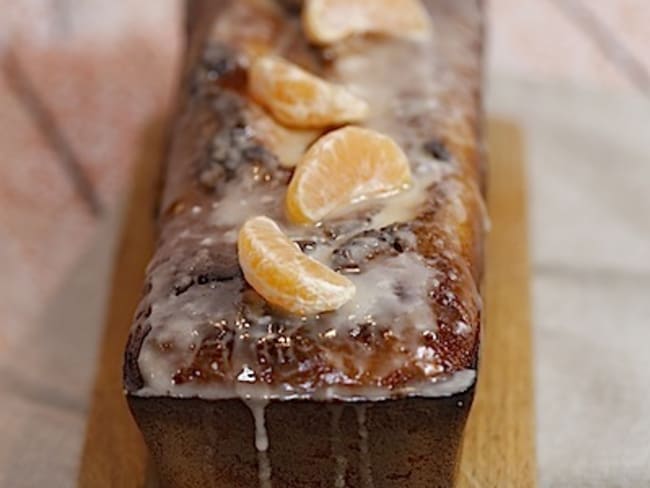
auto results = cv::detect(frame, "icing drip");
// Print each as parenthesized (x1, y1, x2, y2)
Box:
(356, 405, 374, 488)
(329, 405, 348, 487)
(245, 399, 272, 487)
(258, 451, 272, 488)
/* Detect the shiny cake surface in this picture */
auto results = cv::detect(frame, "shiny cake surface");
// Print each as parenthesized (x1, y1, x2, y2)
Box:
(125, 0, 485, 401)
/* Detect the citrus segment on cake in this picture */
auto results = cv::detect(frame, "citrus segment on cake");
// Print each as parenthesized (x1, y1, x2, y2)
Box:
(303, 0, 432, 45)
(238, 216, 356, 314)
(286, 126, 412, 224)
(249, 55, 369, 129)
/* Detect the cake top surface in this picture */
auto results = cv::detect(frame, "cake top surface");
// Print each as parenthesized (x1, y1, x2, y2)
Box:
(125, 0, 484, 401)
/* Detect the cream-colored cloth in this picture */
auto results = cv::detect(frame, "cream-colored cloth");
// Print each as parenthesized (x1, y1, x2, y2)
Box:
(490, 79, 650, 487)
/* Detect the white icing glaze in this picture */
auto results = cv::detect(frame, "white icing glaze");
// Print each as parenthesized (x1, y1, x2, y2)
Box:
(246, 399, 270, 451)
(136, 368, 476, 401)
(329, 405, 348, 488)
(356, 405, 374, 488)
(244, 399, 272, 487)
(454, 320, 472, 336)
(133, 0, 483, 406)
(258, 450, 272, 488)
(332, 39, 449, 170)
(209, 171, 285, 229)
(369, 167, 440, 228)
(336, 252, 436, 331)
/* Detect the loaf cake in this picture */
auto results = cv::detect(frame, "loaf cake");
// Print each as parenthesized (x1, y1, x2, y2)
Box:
(124, 0, 485, 486)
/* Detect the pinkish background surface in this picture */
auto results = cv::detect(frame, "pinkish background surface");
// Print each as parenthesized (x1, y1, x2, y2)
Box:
(1, 0, 181, 345)
(1, 1, 649, 486)
(490, 0, 650, 91)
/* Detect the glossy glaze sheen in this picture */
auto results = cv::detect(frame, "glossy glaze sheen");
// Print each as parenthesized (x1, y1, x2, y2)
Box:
(124, 0, 484, 402)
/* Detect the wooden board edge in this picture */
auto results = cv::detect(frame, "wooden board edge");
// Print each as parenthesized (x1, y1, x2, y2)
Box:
(77, 118, 165, 488)
(458, 118, 537, 487)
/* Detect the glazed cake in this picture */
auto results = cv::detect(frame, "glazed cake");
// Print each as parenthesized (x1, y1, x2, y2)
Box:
(124, 0, 485, 486)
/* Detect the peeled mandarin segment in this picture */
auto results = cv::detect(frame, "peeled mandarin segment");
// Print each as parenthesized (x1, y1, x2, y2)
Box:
(286, 126, 412, 224)
(238, 216, 356, 315)
(248, 55, 369, 129)
(303, 0, 432, 45)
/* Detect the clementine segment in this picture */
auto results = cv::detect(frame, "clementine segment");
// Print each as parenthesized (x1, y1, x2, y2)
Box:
(238, 216, 355, 314)
(286, 126, 412, 224)
(249, 55, 368, 129)
(303, 0, 432, 45)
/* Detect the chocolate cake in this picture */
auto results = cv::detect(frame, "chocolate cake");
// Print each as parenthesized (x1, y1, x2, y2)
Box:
(124, 0, 485, 486)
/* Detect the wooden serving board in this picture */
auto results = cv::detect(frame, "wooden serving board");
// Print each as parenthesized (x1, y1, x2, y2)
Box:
(458, 120, 536, 488)
(78, 119, 536, 487)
